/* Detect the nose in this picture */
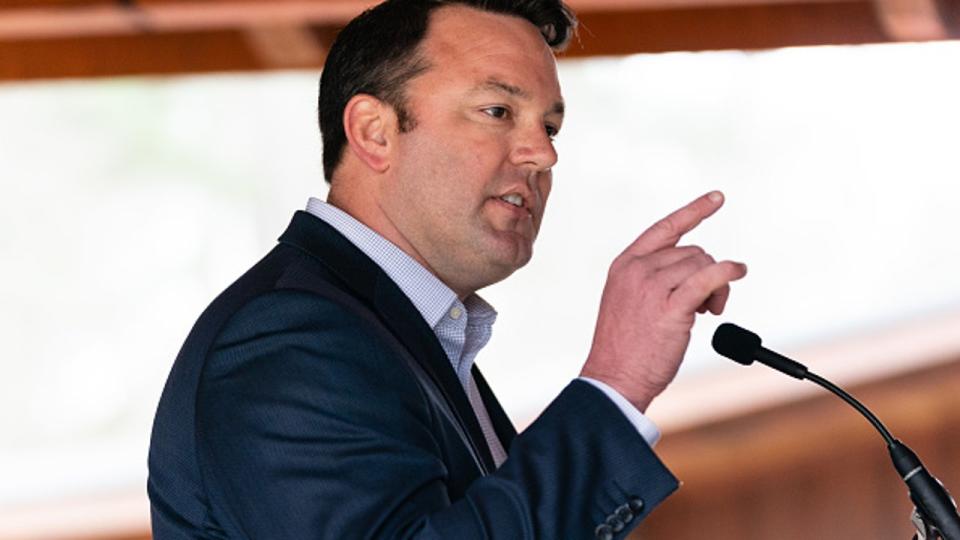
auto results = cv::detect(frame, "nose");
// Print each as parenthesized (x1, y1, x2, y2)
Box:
(509, 123, 558, 173)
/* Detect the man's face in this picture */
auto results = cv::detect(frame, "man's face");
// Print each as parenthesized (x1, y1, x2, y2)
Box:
(378, 5, 564, 297)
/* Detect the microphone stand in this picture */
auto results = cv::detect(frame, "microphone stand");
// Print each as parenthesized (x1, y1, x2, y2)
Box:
(712, 323, 960, 539)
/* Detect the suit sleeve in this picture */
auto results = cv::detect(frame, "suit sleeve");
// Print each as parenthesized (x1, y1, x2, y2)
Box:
(195, 290, 678, 540)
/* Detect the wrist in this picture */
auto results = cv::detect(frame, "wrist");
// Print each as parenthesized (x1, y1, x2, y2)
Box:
(580, 363, 659, 413)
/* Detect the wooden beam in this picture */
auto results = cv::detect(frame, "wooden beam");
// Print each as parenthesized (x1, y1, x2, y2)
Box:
(872, 0, 958, 40)
(0, 0, 954, 43)
(568, 2, 890, 55)
(0, 488, 150, 540)
(0, 1, 376, 40)
(0, 0, 954, 81)
(243, 24, 326, 68)
(0, 30, 264, 80)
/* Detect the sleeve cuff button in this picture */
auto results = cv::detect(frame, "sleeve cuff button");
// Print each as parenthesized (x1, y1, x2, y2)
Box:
(605, 515, 625, 533)
(594, 523, 614, 540)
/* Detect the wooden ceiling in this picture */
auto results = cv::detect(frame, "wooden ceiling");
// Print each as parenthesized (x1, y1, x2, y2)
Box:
(0, 0, 957, 81)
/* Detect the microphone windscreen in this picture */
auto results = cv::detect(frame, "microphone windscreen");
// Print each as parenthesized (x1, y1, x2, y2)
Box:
(712, 323, 762, 365)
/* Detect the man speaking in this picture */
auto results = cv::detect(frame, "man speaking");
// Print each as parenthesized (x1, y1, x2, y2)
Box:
(147, 0, 747, 538)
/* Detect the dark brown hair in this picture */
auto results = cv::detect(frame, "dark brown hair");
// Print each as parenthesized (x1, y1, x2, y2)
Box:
(318, 0, 577, 182)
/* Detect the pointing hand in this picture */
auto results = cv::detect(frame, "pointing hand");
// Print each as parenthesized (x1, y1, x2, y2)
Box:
(580, 191, 748, 412)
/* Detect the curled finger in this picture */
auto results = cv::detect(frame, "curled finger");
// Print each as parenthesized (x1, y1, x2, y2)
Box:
(656, 251, 716, 290)
(669, 260, 747, 315)
(705, 283, 731, 315)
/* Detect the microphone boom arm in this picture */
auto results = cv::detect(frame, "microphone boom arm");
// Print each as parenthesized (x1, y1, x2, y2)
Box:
(804, 371, 895, 447)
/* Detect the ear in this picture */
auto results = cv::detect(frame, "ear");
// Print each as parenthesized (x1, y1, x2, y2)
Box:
(342, 94, 395, 174)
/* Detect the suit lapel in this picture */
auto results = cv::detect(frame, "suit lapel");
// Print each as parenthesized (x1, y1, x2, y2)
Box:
(472, 366, 517, 450)
(278, 211, 497, 473)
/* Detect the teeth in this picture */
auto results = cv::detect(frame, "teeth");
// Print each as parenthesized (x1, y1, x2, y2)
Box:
(499, 194, 523, 207)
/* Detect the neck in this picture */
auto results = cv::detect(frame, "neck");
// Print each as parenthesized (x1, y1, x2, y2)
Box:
(327, 178, 470, 298)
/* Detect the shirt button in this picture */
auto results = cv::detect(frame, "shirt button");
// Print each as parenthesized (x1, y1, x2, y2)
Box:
(449, 306, 463, 320)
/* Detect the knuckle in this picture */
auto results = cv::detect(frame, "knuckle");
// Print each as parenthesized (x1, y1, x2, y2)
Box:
(610, 253, 630, 271)
(609, 254, 642, 277)
(689, 253, 712, 269)
(651, 218, 676, 237)
(680, 245, 705, 256)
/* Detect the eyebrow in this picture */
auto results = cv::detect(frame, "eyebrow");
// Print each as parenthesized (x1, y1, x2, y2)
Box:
(475, 77, 565, 116)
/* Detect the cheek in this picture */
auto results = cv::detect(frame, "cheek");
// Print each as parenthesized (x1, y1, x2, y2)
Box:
(422, 133, 485, 180)
(459, 133, 504, 173)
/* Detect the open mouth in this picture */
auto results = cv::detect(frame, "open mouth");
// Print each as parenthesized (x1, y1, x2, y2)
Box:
(499, 193, 524, 208)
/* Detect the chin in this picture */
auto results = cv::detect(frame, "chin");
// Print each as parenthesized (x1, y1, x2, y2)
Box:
(473, 251, 529, 287)
(472, 232, 534, 280)
(496, 250, 533, 277)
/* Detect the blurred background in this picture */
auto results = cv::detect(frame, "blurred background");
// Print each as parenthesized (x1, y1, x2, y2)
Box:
(1, 1, 959, 539)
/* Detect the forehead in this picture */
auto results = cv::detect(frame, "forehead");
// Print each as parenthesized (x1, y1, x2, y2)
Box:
(415, 5, 562, 100)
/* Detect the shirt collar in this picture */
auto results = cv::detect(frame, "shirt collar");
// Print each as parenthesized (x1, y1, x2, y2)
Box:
(305, 197, 497, 330)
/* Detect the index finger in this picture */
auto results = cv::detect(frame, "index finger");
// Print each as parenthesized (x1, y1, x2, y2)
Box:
(626, 191, 725, 254)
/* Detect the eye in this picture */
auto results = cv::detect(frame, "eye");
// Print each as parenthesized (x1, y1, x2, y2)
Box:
(482, 106, 510, 119)
(545, 124, 560, 140)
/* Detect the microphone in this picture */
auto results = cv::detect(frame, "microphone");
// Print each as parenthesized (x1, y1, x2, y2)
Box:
(712, 322, 960, 540)
(712, 323, 807, 379)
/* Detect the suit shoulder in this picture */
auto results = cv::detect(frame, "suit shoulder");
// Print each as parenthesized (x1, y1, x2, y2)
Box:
(206, 288, 430, 408)
(215, 288, 372, 345)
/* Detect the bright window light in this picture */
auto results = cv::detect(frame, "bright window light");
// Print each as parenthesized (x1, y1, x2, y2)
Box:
(1, 40, 958, 509)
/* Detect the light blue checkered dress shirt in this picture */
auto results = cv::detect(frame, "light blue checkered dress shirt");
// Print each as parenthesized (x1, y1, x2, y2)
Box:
(305, 198, 659, 469)
(307, 198, 509, 466)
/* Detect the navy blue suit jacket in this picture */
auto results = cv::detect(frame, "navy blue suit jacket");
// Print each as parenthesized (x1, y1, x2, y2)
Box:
(148, 211, 678, 539)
